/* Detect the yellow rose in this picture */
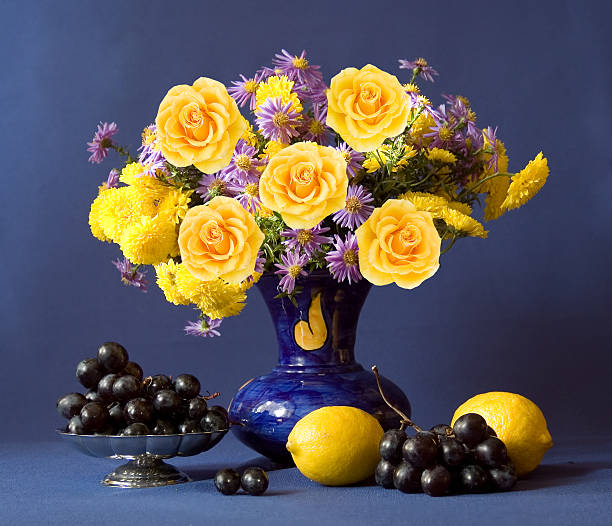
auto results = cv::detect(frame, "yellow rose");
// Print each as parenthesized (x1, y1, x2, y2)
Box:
(155, 77, 246, 174)
(259, 141, 348, 229)
(356, 199, 441, 289)
(178, 196, 264, 284)
(326, 64, 410, 152)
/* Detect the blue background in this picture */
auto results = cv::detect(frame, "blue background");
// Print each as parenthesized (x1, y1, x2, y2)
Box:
(2, 0, 612, 444)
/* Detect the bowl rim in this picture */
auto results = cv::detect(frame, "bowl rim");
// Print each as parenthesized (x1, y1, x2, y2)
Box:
(56, 428, 229, 439)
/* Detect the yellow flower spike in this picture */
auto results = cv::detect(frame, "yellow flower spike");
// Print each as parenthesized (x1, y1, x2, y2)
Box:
(501, 153, 549, 211)
(255, 75, 303, 114)
(155, 260, 190, 306)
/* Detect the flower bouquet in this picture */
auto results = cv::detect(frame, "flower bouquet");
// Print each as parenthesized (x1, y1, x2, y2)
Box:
(87, 50, 549, 459)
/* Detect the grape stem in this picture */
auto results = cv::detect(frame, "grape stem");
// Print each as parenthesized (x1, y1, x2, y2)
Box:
(371, 365, 423, 433)
(202, 392, 220, 401)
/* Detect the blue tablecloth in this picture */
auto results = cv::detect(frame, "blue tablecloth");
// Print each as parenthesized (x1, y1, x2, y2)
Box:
(1, 433, 610, 525)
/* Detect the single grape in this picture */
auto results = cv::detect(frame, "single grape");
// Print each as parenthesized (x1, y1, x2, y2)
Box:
(121, 423, 150, 436)
(76, 358, 104, 389)
(97, 373, 120, 401)
(56, 393, 87, 419)
(200, 408, 229, 432)
(124, 398, 154, 424)
(393, 461, 422, 493)
(80, 402, 109, 432)
(375, 459, 396, 489)
(178, 420, 201, 434)
(97, 342, 129, 373)
(241, 467, 269, 496)
(187, 397, 208, 420)
(67, 415, 86, 434)
(430, 424, 453, 438)
(145, 374, 172, 397)
(85, 390, 102, 403)
(439, 437, 466, 467)
(214, 468, 241, 495)
(421, 465, 451, 497)
(112, 375, 142, 402)
(153, 389, 182, 417)
(453, 413, 488, 448)
(489, 464, 517, 491)
(486, 426, 497, 437)
(474, 437, 508, 468)
(174, 374, 201, 399)
(123, 362, 143, 381)
(152, 419, 178, 435)
(459, 464, 489, 493)
(379, 428, 407, 463)
(417, 431, 439, 444)
(108, 403, 125, 429)
(402, 434, 438, 468)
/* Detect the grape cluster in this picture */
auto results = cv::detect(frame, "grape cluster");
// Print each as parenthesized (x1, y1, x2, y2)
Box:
(214, 467, 269, 496)
(375, 413, 517, 496)
(56, 342, 229, 436)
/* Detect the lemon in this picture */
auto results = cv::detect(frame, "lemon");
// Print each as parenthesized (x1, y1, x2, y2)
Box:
(451, 392, 553, 476)
(286, 406, 384, 486)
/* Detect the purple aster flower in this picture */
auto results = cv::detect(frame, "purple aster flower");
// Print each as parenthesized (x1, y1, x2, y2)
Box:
(196, 172, 230, 203)
(325, 233, 362, 285)
(423, 105, 462, 149)
(184, 317, 222, 338)
(228, 73, 263, 111)
(332, 185, 374, 230)
(224, 139, 265, 183)
(104, 168, 120, 189)
(335, 142, 365, 178)
(272, 49, 323, 91)
(255, 97, 301, 143)
(254, 250, 266, 274)
(281, 223, 332, 257)
(112, 257, 148, 292)
(275, 250, 309, 294)
(87, 122, 118, 164)
(301, 105, 331, 144)
(483, 126, 501, 171)
(398, 58, 439, 83)
(137, 125, 168, 178)
(226, 174, 262, 214)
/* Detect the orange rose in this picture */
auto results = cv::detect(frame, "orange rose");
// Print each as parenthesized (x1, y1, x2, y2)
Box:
(326, 64, 410, 152)
(155, 77, 246, 174)
(259, 141, 348, 229)
(355, 199, 441, 289)
(178, 196, 264, 284)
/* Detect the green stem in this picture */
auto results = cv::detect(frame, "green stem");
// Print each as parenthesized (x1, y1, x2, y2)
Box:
(110, 143, 135, 163)
(458, 172, 512, 199)
(409, 69, 419, 84)
(440, 235, 457, 255)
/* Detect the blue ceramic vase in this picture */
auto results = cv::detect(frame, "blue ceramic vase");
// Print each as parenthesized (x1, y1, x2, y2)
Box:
(228, 271, 411, 463)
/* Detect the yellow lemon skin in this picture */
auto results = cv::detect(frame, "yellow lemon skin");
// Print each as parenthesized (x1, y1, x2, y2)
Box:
(451, 392, 553, 477)
(286, 406, 384, 486)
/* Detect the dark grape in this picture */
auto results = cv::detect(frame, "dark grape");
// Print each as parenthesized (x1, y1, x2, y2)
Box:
(85, 390, 102, 403)
(187, 397, 208, 420)
(375, 459, 396, 489)
(97, 373, 120, 401)
(430, 424, 453, 438)
(421, 465, 451, 496)
(393, 461, 422, 493)
(402, 434, 438, 468)
(379, 428, 406, 463)
(112, 375, 142, 402)
(486, 426, 497, 437)
(200, 407, 229, 432)
(474, 437, 508, 468)
(174, 374, 201, 399)
(439, 437, 466, 467)
(108, 403, 125, 429)
(214, 468, 241, 495)
(145, 374, 172, 397)
(80, 402, 109, 432)
(123, 361, 143, 381)
(76, 358, 104, 389)
(417, 430, 439, 444)
(124, 398, 154, 424)
(67, 415, 86, 434)
(95, 425, 115, 436)
(153, 389, 183, 417)
(121, 423, 150, 436)
(459, 464, 489, 493)
(178, 420, 201, 434)
(241, 467, 269, 496)
(56, 393, 87, 419)
(453, 413, 488, 448)
(97, 342, 129, 373)
(489, 464, 517, 491)
(152, 419, 178, 435)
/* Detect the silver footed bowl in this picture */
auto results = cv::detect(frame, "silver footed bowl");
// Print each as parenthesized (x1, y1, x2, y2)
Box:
(57, 428, 228, 488)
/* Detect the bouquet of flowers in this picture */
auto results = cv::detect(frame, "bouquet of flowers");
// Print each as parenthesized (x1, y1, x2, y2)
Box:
(87, 50, 549, 338)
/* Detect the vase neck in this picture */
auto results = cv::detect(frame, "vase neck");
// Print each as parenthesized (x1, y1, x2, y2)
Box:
(256, 272, 372, 368)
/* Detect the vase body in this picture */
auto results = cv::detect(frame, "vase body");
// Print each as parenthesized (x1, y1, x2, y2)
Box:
(228, 272, 411, 462)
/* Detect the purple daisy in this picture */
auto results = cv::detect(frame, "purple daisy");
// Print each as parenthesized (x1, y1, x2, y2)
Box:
(325, 233, 362, 285)
(112, 257, 148, 292)
(275, 250, 309, 294)
(398, 57, 439, 83)
(301, 105, 330, 144)
(104, 168, 120, 189)
(272, 49, 324, 91)
(228, 73, 263, 111)
(87, 122, 118, 164)
(138, 124, 168, 177)
(255, 97, 301, 143)
(254, 250, 266, 274)
(281, 223, 332, 257)
(423, 105, 462, 149)
(336, 142, 365, 178)
(195, 172, 230, 202)
(332, 185, 374, 230)
(483, 126, 501, 171)
(184, 317, 222, 338)
(224, 139, 265, 183)
(226, 174, 262, 214)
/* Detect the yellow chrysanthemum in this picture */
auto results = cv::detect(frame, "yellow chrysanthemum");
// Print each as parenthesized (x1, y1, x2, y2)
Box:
(363, 145, 417, 173)
(97, 186, 157, 242)
(255, 75, 303, 114)
(155, 259, 190, 305)
(484, 176, 511, 221)
(119, 215, 178, 265)
(89, 188, 113, 242)
(120, 162, 168, 195)
(501, 153, 549, 211)
(407, 112, 435, 145)
(440, 208, 488, 238)
(426, 148, 456, 164)
(241, 119, 258, 147)
(403, 83, 420, 93)
(159, 188, 192, 224)
(398, 191, 449, 214)
(261, 140, 288, 160)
